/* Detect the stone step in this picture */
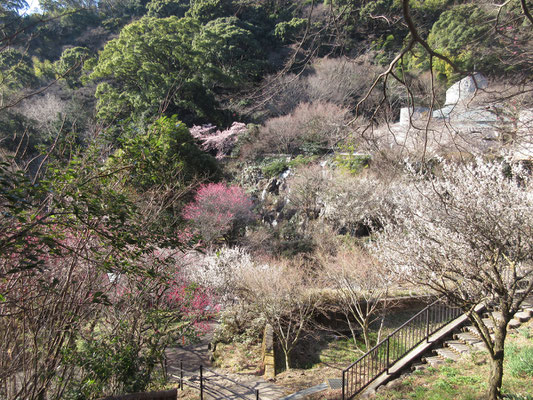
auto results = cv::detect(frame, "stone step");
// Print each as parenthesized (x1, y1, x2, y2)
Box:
(481, 312, 523, 329)
(482, 318, 496, 330)
(411, 363, 427, 372)
(486, 311, 503, 322)
(434, 347, 461, 361)
(423, 356, 447, 368)
(473, 341, 489, 352)
(521, 296, 533, 309)
(508, 319, 522, 329)
(445, 340, 471, 355)
(465, 325, 482, 337)
(514, 310, 533, 322)
(464, 325, 495, 342)
(455, 332, 482, 345)
(514, 310, 532, 322)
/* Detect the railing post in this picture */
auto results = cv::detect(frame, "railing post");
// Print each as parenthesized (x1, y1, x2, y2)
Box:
(426, 306, 430, 343)
(179, 361, 183, 390)
(256, 388, 259, 400)
(386, 337, 390, 374)
(200, 365, 204, 400)
(342, 369, 345, 400)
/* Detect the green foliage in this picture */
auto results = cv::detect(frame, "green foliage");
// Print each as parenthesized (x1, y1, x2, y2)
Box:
(0, 49, 36, 92)
(274, 17, 306, 43)
(335, 153, 371, 175)
(186, 0, 234, 23)
(32, 56, 55, 81)
(422, 4, 492, 80)
(110, 115, 219, 190)
(62, 333, 151, 399)
(38, 0, 96, 12)
(192, 16, 264, 86)
(92, 16, 200, 121)
(261, 156, 318, 179)
(146, 0, 190, 17)
(262, 159, 288, 178)
(0, 0, 28, 12)
(92, 16, 233, 123)
(55, 46, 90, 88)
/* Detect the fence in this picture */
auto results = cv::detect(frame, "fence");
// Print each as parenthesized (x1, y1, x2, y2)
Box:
(175, 362, 260, 400)
(342, 298, 462, 399)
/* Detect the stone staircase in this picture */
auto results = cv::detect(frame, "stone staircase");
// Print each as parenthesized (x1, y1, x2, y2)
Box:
(421, 296, 533, 369)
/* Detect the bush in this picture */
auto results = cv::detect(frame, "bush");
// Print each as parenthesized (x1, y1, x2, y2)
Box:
(254, 102, 351, 156)
(262, 159, 289, 178)
(306, 56, 381, 108)
(334, 152, 371, 175)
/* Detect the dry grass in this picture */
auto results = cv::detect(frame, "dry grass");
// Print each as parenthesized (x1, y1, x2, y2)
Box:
(212, 341, 263, 375)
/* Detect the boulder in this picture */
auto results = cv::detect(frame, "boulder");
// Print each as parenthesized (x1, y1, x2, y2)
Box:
(444, 73, 488, 106)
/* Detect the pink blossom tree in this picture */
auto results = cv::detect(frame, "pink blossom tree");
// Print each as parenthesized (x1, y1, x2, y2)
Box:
(190, 122, 247, 159)
(182, 183, 255, 244)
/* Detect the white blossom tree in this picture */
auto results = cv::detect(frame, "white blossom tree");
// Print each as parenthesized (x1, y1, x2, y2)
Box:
(372, 159, 533, 400)
(185, 246, 254, 304)
(240, 261, 322, 370)
(321, 246, 394, 353)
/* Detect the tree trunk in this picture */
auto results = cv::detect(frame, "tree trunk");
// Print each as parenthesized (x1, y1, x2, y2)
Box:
(283, 349, 291, 371)
(487, 324, 506, 400)
(363, 324, 371, 352)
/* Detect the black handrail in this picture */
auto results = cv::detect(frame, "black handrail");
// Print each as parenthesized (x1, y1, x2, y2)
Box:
(341, 298, 462, 399)
(175, 361, 260, 400)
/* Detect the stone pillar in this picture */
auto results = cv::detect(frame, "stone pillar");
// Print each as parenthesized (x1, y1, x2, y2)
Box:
(262, 324, 276, 379)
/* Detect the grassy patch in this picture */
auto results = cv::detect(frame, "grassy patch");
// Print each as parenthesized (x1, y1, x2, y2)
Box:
(317, 336, 362, 365)
(506, 344, 533, 378)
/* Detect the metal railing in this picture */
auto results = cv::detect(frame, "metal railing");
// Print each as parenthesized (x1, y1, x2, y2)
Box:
(98, 389, 177, 400)
(174, 362, 260, 400)
(342, 298, 462, 399)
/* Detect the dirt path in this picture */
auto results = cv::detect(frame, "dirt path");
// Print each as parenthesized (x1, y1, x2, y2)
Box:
(165, 322, 288, 400)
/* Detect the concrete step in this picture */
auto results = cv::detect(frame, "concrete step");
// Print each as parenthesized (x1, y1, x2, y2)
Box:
(473, 341, 489, 352)
(423, 356, 447, 368)
(434, 347, 461, 361)
(464, 325, 495, 342)
(465, 325, 482, 337)
(521, 296, 533, 309)
(482, 312, 524, 329)
(411, 363, 427, 372)
(508, 319, 522, 329)
(445, 340, 471, 355)
(486, 311, 503, 322)
(514, 310, 532, 322)
(455, 332, 482, 345)
(482, 318, 496, 329)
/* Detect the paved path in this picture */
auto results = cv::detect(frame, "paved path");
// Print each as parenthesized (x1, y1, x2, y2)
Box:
(165, 322, 287, 400)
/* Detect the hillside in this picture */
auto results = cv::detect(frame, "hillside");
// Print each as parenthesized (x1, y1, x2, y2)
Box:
(1, 1, 532, 399)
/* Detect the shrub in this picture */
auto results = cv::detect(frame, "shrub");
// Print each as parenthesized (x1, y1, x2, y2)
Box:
(258, 73, 310, 118)
(334, 152, 371, 175)
(261, 159, 289, 178)
(255, 102, 351, 156)
(306, 56, 381, 108)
